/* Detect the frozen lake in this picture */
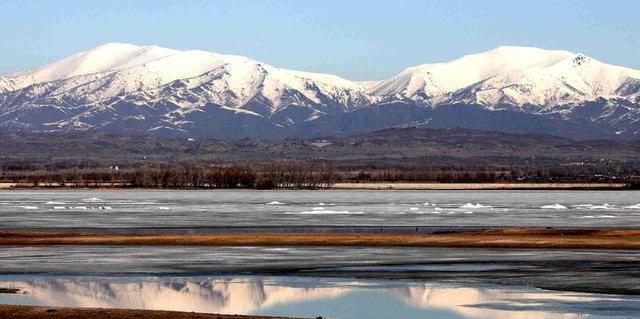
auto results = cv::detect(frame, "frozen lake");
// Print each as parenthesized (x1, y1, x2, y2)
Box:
(1, 189, 640, 229)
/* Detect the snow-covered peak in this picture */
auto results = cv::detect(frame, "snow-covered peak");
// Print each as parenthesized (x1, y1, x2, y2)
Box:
(437, 51, 640, 108)
(547, 53, 640, 95)
(2, 43, 640, 129)
(2, 43, 252, 92)
(368, 46, 640, 108)
(0, 43, 370, 115)
(5, 43, 169, 88)
(369, 46, 574, 99)
(2, 43, 367, 93)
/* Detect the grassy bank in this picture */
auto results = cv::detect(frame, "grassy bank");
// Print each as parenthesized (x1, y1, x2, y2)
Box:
(0, 305, 303, 319)
(2, 228, 640, 249)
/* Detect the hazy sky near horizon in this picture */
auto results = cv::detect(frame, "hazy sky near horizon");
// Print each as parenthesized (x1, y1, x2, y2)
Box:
(1, 0, 638, 80)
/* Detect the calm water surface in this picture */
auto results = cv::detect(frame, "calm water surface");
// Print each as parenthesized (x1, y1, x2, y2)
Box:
(1, 275, 639, 319)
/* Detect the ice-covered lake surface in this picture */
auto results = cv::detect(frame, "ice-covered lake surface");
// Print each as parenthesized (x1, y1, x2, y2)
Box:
(2, 189, 640, 318)
(1, 189, 640, 229)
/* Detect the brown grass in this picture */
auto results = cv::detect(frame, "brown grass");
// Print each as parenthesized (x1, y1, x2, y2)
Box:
(2, 228, 640, 249)
(0, 305, 303, 319)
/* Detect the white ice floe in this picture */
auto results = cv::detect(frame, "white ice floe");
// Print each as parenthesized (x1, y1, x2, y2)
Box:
(21, 206, 38, 210)
(459, 203, 492, 209)
(51, 206, 112, 210)
(588, 203, 615, 210)
(572, 203, 616, 209)
(158, 206, 171, 210)
(541, 204, 568, 210)
(625, 204, 640, 209)
(266, 201, 285, 205)
(409, 207, 419, 211)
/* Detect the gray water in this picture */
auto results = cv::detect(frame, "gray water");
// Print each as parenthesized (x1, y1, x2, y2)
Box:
(1, 190, 640, 229)
(1, 245, 639, 296)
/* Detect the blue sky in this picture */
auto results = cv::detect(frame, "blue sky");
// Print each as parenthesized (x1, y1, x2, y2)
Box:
(1, 0, 638, 80)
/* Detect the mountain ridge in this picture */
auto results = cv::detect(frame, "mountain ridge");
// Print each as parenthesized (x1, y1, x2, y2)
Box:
(1, 43, 639, 139)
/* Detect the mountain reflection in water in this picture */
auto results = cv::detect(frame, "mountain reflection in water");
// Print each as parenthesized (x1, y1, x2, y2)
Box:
(2, 276, 637, 319)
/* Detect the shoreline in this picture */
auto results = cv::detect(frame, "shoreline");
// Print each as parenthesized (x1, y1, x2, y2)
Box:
(0, 305, 302, 319)
(2, 228, 640, 249)
(0, 182, 633, 190)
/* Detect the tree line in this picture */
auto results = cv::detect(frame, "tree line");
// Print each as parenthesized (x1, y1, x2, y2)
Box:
(1, 161, 639, 188)
(0, 162, 338, 189)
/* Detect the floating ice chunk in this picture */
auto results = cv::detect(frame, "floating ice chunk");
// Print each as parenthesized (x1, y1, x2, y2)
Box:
(588, 203, 615, 210)
(409, 207, 419, 211)
(460, 203, 492, 209)
(266, 201, 285, 205)
(158, 206, 171, 210)
(625, 204, 640, 209)
(541, 204, 568, 210)
(22, 206, 38, 210)
(82, 198, 102, 202)
(45, 201, 65, 205)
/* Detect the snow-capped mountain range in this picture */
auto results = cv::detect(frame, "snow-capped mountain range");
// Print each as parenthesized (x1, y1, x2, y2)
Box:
(1, 43, 639, 139)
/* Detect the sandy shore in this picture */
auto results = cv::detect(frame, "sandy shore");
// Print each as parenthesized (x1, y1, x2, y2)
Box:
(0, 305, 302, 319)
(331, 182, 630, 190)
(2, 228, 640, 249)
